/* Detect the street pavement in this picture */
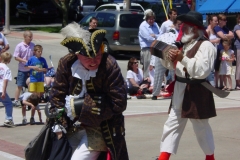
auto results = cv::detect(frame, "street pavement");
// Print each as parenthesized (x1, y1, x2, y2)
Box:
(0, 30, 239, 160)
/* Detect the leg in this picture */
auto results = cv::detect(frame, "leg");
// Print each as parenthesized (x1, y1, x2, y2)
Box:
(142, 49, 151, 79)
(219, 75, 224, 87)
(37, 109, 42, 123)
(1, 93, 13, 120)
(71, 130, 101, 160)
(152, 59, 166, 97)
(190, 119, 215, 156)
(160, 108, 188, 155)
(31, 106, 36, 118)
(222, 75, 227, 89)
(22, 105, 26, 117)
(227, 75, 232, 89)
(14, 86, 22, 101)
(214, 71, 219, 88)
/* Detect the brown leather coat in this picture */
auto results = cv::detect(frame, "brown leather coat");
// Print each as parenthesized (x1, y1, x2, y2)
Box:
(50, 53, 129, 160)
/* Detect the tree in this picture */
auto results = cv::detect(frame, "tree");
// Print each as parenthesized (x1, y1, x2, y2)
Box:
(51, 0, 74, 27)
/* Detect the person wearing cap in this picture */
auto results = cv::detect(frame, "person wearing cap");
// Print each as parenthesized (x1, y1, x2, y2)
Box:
(159, 8, 178, 35)
(157, 11, 217, 160)
(49, 22, 129, 160)
(139, 9, 160, 79)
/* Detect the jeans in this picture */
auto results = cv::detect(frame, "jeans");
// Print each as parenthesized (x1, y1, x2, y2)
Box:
(0, 93, 13, 120)
(206, 71, 215, 87)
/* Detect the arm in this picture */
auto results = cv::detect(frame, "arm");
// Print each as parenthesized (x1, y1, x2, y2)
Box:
(22, 100, 35, 109)
(181, 41, 216, 79)
(236, 30, 240, 39)
(139, 24, 156, 42)
(50, 55, 74, 109)
(0, 34, 10, 54)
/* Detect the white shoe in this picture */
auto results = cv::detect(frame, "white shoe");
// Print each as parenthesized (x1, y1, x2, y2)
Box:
(4, 120, 15, 127)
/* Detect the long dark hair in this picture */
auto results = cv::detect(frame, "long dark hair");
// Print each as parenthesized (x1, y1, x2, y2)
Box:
(127, 57, 138, 71)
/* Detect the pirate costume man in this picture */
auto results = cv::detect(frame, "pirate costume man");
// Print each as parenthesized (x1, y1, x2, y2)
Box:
(153, 11, 217, 160)
(49, 22, 129, 160)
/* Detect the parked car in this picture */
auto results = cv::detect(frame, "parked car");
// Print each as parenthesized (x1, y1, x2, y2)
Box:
(15, 1, 59, 23)
(0, 9, 4, 31)
(81, 0, 99, 16)
(79, 10, 144, 54)
(95, 2, 145, 12)
(133, 0, 190, 25)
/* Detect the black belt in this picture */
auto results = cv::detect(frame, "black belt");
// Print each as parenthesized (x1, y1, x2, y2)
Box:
(176, 76, 206, 84)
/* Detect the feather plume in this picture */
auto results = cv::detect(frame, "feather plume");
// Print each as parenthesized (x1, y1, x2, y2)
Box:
(60, 22, 91, 45)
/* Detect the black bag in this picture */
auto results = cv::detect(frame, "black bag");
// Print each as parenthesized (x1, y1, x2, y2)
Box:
(48, 133, 72, 160)
(24, 124, 52, 160)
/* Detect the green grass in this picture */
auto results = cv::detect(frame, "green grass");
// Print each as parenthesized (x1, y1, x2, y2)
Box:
(18, 26, 62, 33)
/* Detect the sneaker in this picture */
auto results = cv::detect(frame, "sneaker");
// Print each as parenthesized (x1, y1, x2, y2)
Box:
(30, 117, 35, 125)
(152, 96, 157, 100)
(22, 119, 27, 125)
(12, 100, 19, 107)
(4, 120, 15, 127)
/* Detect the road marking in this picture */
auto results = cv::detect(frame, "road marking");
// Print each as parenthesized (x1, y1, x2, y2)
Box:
(0, 151, 24, 160)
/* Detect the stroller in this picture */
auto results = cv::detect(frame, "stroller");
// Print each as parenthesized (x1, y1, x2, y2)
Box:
(42, 55, 55, 102)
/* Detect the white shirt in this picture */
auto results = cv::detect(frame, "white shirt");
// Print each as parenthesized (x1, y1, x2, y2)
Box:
(0, 63, 12, 92)
(19, 92, 32, 101)
(161, 40, 216, 110)
(159, 19, 173, 35)
(126, 68, 143, 88)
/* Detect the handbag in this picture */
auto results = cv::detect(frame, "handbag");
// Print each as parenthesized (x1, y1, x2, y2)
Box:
(24, 124, 52, 160)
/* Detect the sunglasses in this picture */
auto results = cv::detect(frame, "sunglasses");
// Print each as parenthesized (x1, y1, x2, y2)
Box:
(132, 62, 138, 64)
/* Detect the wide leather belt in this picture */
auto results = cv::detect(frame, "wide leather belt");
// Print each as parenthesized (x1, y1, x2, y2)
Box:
(176, 76, 206, 84)
(176, 76, 230, 98)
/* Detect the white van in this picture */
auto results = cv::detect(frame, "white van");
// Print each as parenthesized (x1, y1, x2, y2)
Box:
(95, 2, 144, 12)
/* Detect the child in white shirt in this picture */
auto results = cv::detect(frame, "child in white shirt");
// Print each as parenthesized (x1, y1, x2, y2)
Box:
(0, 52, 14, 127)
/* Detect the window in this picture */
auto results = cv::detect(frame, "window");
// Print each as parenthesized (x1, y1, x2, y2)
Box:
(82, 0, 98, 5)
(96, 6, 116, 11)
(79, 13, 96, 27)
(120, 14, 144, 28)
(96, 13, 115, 27)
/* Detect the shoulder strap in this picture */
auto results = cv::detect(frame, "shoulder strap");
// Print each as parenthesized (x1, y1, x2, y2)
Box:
(186, 40, 205, 58)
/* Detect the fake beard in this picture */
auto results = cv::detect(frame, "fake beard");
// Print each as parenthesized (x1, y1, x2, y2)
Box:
(181, 31, 195, 44)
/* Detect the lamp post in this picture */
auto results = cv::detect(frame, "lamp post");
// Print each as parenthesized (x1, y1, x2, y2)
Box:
(3, 0, 10, 34)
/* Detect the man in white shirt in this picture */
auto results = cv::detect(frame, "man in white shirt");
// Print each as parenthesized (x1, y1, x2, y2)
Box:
(159, 8, 178, 35)
(157, 11, 217, 160)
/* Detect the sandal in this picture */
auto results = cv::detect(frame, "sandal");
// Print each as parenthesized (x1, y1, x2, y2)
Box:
(226, 88, 232, 91)
(222, 86, 228, 90)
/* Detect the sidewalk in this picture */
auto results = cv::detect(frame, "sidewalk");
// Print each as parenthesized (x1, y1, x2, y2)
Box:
(5, 30, 64, 44)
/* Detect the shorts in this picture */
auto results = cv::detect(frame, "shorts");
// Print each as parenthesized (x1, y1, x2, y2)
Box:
(16, 71, 29, 87)
(28, 82, 44, 93)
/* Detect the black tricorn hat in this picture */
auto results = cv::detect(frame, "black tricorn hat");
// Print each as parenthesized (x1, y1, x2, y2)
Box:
(60, 22, 106, 58)
(176, 11, 204, 29)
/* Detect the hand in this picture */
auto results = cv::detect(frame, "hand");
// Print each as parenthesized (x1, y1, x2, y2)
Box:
(1, 92, 5, 99)
(149, 65, 154, 71)
(150, 34, 156, 39)
(168, 49, 183, 62)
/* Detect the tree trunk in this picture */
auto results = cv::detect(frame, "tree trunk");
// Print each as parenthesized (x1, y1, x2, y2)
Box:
(62, 6, 68, 27)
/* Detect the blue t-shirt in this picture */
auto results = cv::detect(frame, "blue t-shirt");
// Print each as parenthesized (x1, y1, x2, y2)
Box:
(214, 26, 230, 51)
(25, 56, 48, 82)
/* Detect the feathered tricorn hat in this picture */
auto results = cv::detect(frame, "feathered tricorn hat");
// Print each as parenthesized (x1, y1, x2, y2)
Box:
(60, 22, 106, 58)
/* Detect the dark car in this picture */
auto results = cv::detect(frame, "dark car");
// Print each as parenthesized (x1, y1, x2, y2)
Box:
(69, 0, 83, 21)
(16, 1, 59, 23)
(0, 9, 4, 31)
